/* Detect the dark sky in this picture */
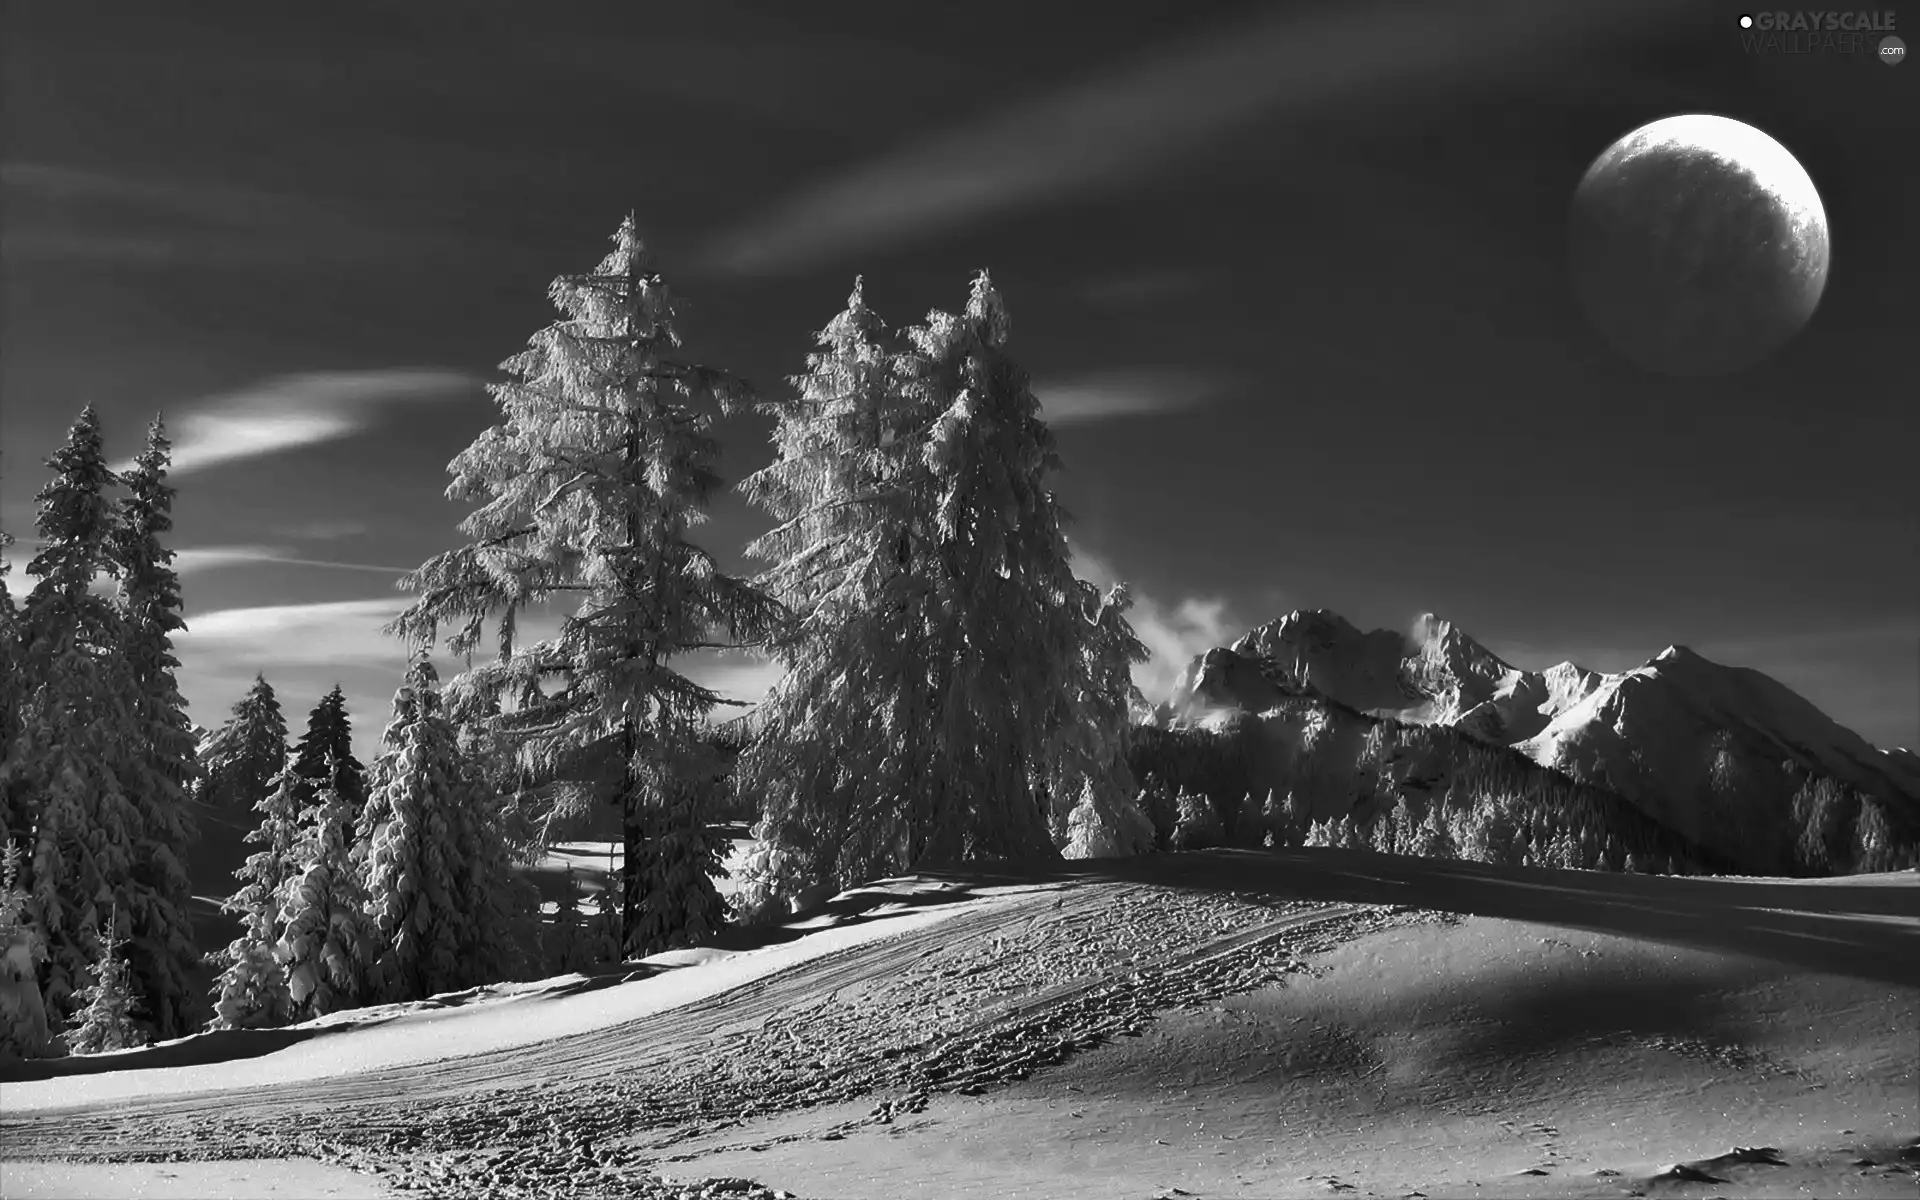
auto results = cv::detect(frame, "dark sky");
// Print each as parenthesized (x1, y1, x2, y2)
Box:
(3, 0, 1914, 758)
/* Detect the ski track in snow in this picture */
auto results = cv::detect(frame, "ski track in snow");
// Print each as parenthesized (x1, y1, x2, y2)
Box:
(0, 875, 1417, 1199)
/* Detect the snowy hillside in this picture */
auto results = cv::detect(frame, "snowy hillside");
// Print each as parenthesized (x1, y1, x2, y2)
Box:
(1160, 610, 1920, 871)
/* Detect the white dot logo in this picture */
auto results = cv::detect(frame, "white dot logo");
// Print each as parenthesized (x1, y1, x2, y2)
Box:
(1739, 13, 1754, 28)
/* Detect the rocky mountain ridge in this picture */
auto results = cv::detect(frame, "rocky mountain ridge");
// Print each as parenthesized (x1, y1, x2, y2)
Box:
(1157, 609, 1920, 871)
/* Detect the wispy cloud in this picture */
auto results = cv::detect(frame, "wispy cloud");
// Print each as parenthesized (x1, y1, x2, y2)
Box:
(706, 0, 1687, 275)
(179, 599, 410, 669)
(1037, 369, 1235, 427)
(274, 519, 370, 542)
(119, 370, 478, 477)
(173, 545, 410, 577)
(1071, 543, 1248, 704)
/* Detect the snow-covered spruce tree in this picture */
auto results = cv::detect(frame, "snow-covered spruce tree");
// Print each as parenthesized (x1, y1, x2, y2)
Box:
(198, 676, 290, 814)
(106, 416, 204, 1039)
(1062, 777, 1156, 860)
(207, 908, 292, 1031)
(360, 660, 533, 1000)
(386, 217, 780, 959)
(273, 756, 377, 1019)
(1045, 579, 1150, 843)
(292, 686, 368, 815)
(0, 842, 57, 1059)
(0, 408, 148, 1034)
(738, 273, 1134, 906)
(1169, 789, 1225, 852)
(1412, 803, 1456, 860)
(62, 907, 150, 1056)
(206, 761, 307, 1029)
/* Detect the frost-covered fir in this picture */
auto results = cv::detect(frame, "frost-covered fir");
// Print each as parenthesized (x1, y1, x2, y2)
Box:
(206, 760, 308, 1029)
(1062, 780, 1157, 860)
(274, 756, 377, 1019)
(0, 843, 57, 1059)
(0, 408, 149, 1031)
(63, 908, 149, 1056)
(106, 417, 204, 1039)
(1170, 789, 1225, 851)
(197, 675, 290, 814)
(738, 275, 1146, 906)
(388, 216, 779, 959)
(206, 909, 292, 1032)
(360, 661, 530, 1001)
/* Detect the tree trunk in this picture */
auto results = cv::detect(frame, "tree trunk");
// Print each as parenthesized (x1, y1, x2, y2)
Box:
(619, 718, 641, 962)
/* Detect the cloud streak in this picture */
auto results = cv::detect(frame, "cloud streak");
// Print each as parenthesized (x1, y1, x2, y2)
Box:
(179, 599, 410, 669)
(118, 370, 478, 477)
(172, 545, 411, 577)
(707, 0, 1688, 275)
(1038, 369, 1235, 427)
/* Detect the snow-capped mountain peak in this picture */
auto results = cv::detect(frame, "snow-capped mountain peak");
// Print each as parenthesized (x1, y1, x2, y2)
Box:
(1161, 609, 1920, 871)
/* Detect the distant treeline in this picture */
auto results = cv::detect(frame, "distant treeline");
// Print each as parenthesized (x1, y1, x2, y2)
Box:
(1128, 709, 1729, 876)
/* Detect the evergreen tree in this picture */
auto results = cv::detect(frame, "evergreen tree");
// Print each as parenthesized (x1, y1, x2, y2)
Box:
(360, 661, 527, 999)
(739, 273, 1128, 904)
(206, 909, 293, 1031)
(388, 217, 780, 960)
(1044, 580, 1149, 842)
(274, 757, 377, 1019)
(62, 907, 149, 1056)
(199, 676, 290, 813)
(0, 842, 57, 1059)
(292, 685, 368, 814)
(1062, 778, 1156, 860)
(1170, 789, 1225, 852)
(206, 761, 307, 1030)
(0, 408, 146, 1032)
(1412, 803, 1456, 860)
(106, 416, 204, 1040)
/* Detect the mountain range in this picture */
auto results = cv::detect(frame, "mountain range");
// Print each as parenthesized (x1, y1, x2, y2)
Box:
(1156, 609, 1920, 871)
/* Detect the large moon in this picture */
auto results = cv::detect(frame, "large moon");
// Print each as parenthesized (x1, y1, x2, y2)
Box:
(1569, 114, 1830, 377)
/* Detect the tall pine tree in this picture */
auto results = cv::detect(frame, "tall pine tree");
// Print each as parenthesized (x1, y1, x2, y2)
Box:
(206, 759, 306, 1029)
(198, 676, 290, 813)
(0, 842, 57, 1059)
(0, 408, 146, 1034)
(292, 685, 368, 814)
(387, 216, 780, 958)
(107, 416, 204, 1040)
(274, 754, 376, 1019)
(360, 660, 527, 1001)
(738, 274, 1141, 902)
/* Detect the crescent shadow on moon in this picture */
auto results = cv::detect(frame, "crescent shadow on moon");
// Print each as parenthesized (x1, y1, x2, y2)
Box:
(1569, 114, 1830, 378)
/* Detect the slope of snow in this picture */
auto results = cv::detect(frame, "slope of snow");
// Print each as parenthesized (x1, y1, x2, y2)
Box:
(0, 877, 1020, 1113)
